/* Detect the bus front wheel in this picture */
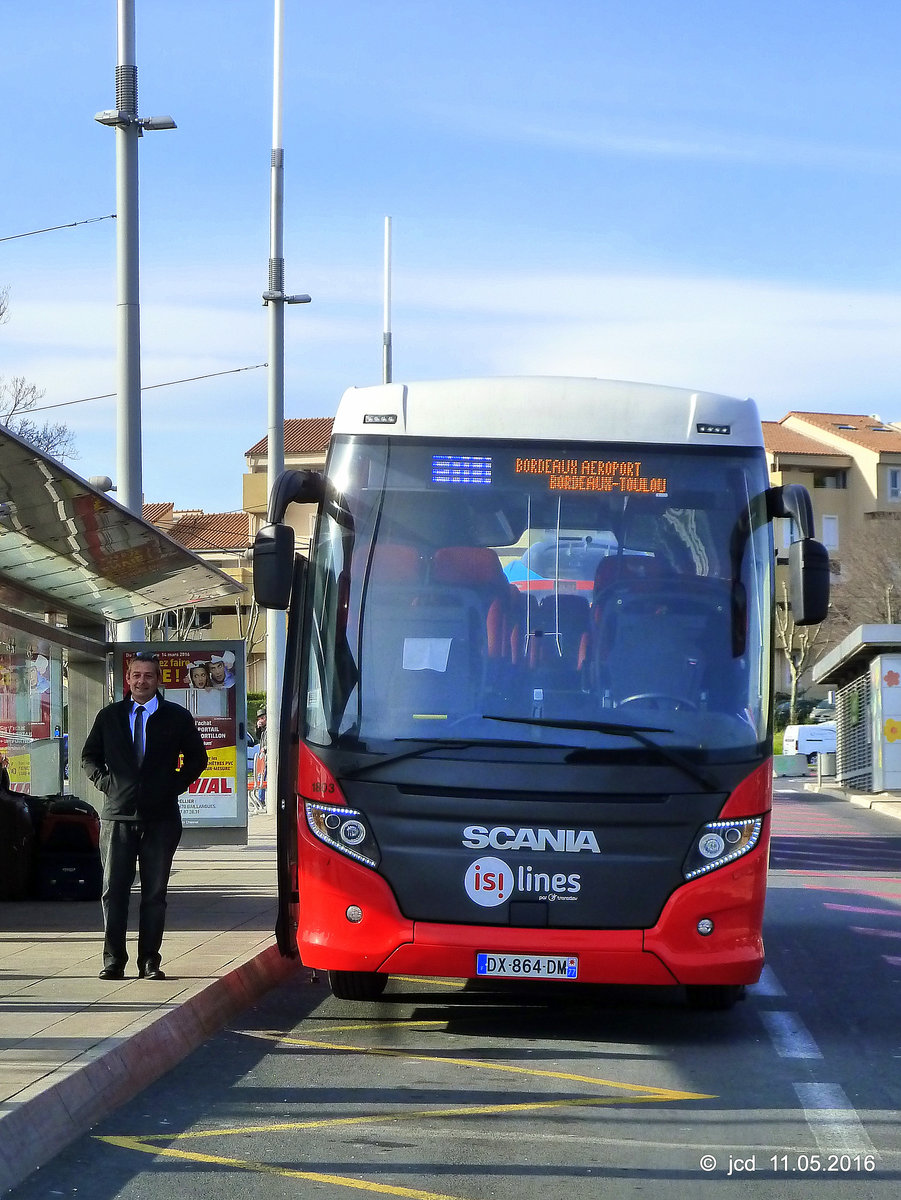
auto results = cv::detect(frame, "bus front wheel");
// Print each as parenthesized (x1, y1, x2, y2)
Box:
(328, 970, 389, 1001)
(685, 984, 746, 1011)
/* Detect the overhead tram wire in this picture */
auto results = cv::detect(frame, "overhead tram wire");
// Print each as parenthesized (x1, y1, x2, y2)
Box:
(0, 214, 116, 243)
(28, 363, 268, 413)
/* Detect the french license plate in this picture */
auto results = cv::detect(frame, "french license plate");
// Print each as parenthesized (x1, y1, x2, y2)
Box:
(476, 953, 578, 980)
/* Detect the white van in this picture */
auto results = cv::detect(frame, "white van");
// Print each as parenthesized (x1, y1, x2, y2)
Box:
(782, 722, 836, 761)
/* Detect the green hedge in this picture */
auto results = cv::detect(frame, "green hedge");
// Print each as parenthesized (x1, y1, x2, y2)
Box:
(247, 690, 265, 728)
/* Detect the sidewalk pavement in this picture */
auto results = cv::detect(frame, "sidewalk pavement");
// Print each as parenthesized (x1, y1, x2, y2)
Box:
(0, 810, 302, 1195)
(801, 776, 901, 822)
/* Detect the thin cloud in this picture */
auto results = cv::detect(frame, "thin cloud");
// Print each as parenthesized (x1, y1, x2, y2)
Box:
(426, 101, 901, 174)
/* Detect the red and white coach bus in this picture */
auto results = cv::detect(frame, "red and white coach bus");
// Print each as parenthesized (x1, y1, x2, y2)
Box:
(253, 377, 829, 1009)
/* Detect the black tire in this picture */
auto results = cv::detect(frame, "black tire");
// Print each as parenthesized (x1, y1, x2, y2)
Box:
(328, 970, 389, 1001)
(685, 983, 746, 1011)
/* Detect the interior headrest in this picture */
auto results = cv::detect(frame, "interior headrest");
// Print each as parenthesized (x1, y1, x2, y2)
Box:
(432, 546, 505, 586)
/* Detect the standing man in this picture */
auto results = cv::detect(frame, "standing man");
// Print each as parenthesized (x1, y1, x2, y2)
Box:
(81, 652, 207, 980)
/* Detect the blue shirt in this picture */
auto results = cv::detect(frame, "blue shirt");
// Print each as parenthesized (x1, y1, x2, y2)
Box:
(129, 694, 159, 737)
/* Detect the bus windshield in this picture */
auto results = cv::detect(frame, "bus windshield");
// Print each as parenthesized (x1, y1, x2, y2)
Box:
(304, 436, 773, 759)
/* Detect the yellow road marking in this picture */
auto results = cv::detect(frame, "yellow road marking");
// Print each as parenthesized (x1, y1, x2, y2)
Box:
(391, 975, 465, 989)
(96, 1025, 715, 1199)
(97, 1137, 466, 1200)
(241, 1030, 707, 1100)
(308, 1020, 450, 1034)
(103, 1091, 692, 1145)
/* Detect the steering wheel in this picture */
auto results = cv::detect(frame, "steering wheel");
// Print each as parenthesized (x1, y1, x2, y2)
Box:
(618, 693, 698, 712)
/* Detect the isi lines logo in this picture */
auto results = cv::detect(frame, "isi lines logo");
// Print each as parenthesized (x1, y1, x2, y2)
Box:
(462, 824, 600, 907)
(463, 856, 584, 906)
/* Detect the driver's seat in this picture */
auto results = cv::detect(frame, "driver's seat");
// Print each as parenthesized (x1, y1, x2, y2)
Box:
(595, 594, 707, 709)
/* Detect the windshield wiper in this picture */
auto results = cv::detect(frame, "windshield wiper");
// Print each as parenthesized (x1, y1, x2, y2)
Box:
(340, 736, 573, 778)
(484, 714, 720, 793)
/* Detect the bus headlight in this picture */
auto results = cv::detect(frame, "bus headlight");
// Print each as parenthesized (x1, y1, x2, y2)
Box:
(683, 818, 762, 880)
(305, 802, 381, 868)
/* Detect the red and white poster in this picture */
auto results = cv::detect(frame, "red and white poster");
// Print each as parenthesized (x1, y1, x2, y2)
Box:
(0, 654, 52, 741)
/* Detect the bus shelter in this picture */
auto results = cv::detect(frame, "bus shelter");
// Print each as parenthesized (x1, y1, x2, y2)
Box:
(0, 426, 243, 820)
(813, 624, 901, 793)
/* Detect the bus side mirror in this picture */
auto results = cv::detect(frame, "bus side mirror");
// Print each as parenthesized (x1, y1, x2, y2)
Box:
(268, 469, 324, 524)
(788, 537, 830, 625)
(252, 523, 296, 610)
(767, 483, 814, 538)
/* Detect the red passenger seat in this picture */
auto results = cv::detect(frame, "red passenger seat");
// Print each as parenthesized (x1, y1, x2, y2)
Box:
(431, 547, 512, 660)
(368, 543, 424, 585)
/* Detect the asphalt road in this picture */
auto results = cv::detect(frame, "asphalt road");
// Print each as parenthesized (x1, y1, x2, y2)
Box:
(9, 781, 901, 1200)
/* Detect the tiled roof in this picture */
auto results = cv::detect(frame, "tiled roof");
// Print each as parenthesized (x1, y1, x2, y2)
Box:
(784, 411, 901, 453)
(143, 501, 174, 524)
(761, 421, 846, 457)
(167, 510, 250, 552)
(245, 417, 334, 458)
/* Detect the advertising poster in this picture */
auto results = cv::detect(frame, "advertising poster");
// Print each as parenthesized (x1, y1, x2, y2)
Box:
(0, 745, 32, 793)
(118, 643, 245, 827)
(0, 654, 52, 741)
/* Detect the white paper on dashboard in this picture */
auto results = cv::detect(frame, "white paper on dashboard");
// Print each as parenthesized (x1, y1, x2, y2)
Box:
(403, 637, 452, 672)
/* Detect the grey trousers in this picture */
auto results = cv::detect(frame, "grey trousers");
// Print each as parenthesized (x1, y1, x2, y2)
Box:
(99, 817, 182, 971)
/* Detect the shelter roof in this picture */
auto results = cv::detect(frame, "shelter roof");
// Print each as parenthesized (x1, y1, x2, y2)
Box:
(814, 625, 901, 687)
(0, 428, 243, 628)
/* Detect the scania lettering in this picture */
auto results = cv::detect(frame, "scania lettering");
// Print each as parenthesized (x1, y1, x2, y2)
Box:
(254, 377, 829, 1009)
(462, 826, 601, 852)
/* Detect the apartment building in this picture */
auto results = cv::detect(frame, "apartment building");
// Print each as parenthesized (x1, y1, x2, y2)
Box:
(766, 411, 901, 546)
(243, 417, 333, 553)
(763, 411, 901, 695)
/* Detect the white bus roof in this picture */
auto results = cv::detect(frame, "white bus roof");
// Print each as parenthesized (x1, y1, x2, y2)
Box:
(334, 377, 764, 448)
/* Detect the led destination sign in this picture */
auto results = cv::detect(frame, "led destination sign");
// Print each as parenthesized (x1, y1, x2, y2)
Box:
(432, 455, 492, 485)
(515, 457, 667, 494)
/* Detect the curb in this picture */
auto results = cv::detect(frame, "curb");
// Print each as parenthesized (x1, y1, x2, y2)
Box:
(800, 780, 901, 822)
(0, 944, 301, 1195)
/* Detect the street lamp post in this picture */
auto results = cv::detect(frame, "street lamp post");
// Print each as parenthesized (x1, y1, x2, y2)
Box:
(94, 0, 176, 643)
(263, 0, 310, 814)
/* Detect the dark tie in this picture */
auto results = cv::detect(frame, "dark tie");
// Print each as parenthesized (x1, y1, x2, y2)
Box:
(133, 705, 145, 765)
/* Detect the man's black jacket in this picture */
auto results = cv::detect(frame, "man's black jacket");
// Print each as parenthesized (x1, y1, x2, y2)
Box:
(81, 694, 208, 821)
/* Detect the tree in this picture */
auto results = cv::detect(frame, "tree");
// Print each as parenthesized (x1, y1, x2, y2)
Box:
(775, 579, 827, 724)
(781, 515, 901, 722)
(1, 286, 77, 460)
(823, 515, 901, 643)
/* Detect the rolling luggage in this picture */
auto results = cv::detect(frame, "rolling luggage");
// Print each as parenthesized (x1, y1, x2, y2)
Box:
(0, 790, 35, 901)
(35, 796, 102, 901)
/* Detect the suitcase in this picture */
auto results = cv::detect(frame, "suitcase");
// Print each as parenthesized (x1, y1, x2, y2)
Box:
(0, 791, 35, 901)
(35, 797, 102, 901)
(35, 852, 103, 901)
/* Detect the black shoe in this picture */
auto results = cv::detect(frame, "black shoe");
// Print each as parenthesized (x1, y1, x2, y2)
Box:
(138, 964, 166, 980)
(98, 966, 125, 980)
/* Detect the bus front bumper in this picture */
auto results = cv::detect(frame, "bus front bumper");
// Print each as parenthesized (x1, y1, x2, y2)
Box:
(296, 838, 767, 987)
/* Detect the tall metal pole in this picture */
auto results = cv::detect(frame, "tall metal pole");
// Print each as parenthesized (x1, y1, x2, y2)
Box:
(116, 0, 144, 642)
(96, 1, 175, 642)
(265, 0, 287, 813)
(382, 216, 393, 385)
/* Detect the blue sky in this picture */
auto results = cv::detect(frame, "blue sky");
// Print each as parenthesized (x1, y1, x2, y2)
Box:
(5, 1, 901, 512)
